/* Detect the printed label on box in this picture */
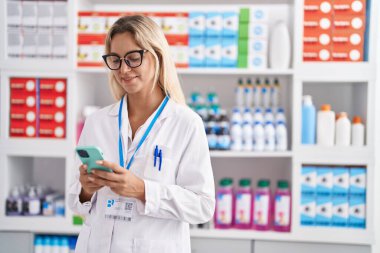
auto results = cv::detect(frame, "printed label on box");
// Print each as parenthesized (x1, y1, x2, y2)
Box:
(189, 37, 205, 67)
(333, 167, 349, 196)
(300, 196, 316, 226)
(317, 167, 333, 196)
(206, 12, 223, 37)
(332, 197, 349, 227)
(189, 12, 206, 37)
(302, 166, 317, 195)
(316, 197, 332, 226)
(350, 167, 366, 196)
(222, 12, 239, 37)
(349, 197, 366, 228)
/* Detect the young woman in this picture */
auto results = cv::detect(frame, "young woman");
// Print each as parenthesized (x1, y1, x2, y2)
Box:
(68, 15, 215, 253)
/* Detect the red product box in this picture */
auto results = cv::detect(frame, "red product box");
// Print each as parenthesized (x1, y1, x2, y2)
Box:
(304, 44, 332, 61)
(304, 0, 333, 16)
(332, 43, 363, 61)
(304, 28, 332, 46)
(333, 14, 366, 32)
(333, 0, 366, 16)
(10, 121, 37, 137)
(10, 78, 37, 94)
(304, 15, 333, 34)
(39, 121, 66, 138)
(39, 79, 67, 110)
(332, 29, 364, 47)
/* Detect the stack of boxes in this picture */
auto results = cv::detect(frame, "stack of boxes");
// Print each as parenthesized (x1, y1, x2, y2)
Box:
(301, 166, 366, 228)
(7, 0, 68, 59)
(10, 78, 67, 139)
(303, 0, 367, 62)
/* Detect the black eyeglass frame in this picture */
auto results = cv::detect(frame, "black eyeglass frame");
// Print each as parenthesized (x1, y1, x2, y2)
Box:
(102, 49, 148, 70)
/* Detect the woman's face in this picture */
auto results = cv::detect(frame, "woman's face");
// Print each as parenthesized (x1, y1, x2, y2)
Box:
(110, 32, 156, 96)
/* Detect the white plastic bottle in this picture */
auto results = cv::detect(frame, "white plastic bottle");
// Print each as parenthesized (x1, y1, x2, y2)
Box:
(264, 108, 274, 123)
(269, 21, 291, 69)
(231, 108, 243, 125)
(275, 121, 288, 151)
(275, 108, 286, 124)
(236, 78, 245, 107)
(262, 78, 271, 108)
(335, 112, 351, 146)
(271, 78, 280, 107)
(245, 78, 253, 108)
(242, 108, 253, 125)
(351, 116, 365, 146)
(230, 122, 243, 151)
(253, 121, 265, 151)
(253, 78, 262, 107)
(242, 121, 253, 151)
(253, 108, 264, 125)
(264, 121, 275, 151)
(317, 104, 335, 146)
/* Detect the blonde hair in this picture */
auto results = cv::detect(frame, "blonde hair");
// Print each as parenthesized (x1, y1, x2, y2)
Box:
(105, 15, 186, 105)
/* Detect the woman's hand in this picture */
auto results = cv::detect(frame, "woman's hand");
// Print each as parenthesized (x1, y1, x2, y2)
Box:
(79, 164, 104, 203)
(90, 160, 146, 203)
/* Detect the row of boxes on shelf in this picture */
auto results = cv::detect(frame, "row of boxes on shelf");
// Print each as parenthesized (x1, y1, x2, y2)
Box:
(77, 7, 277, 69)
(10, 77, 67, 138)
(7, 0, 68, 59)
(6, 185, 65, 217)
(301, 166, 366, 229)
(34, 235, 77, 253)
(303, 0, 369, 61)
(215, 178, 291, 232)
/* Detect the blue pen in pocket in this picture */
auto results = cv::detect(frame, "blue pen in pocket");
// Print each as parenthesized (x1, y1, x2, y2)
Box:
(154, 145, 158, 167)
(158, 150, 162, 171)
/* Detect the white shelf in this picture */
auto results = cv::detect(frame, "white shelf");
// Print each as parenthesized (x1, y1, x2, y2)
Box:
(0, 59, 75, 73)
(1, 139, 74, 157)
(210, 151, 292, 158)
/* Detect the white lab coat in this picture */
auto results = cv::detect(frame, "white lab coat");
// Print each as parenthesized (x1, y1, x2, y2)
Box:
(68, 97, 215, 253)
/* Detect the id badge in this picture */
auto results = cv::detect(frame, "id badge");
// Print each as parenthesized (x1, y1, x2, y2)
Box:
(105, 197, 135, 222)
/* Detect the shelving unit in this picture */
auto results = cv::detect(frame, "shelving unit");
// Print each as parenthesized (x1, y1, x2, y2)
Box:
(0, 0, 379, 252)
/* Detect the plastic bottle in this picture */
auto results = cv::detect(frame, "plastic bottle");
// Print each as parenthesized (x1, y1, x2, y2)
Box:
(242, 121, 253, 151)
(351, 116, 365, 146)
(236, 78, 245, 107)
(43, 236, 52, 253)
(253, 179, 272, 231)
(218, 121, 231, 150)
(6, 187, 22, 216)
(242, 108, 253, 125)
(253, 78, 262, 107)
(275, 108, 286, 125)
(269, 21, 291, 69)
(302, 95, 316, 145)
(60, 237, 70, 253)
(245, 78, 253, 108)
(262, 78, 271, 108)
(271, 78, 280, 107)
(317, 104, 335, 146)
(264, 108, 274, 123)
(253, 121, 265, 151)
(253, 108, 264, 125)
(69, 237, 78, 253)
(207, 87, 219, 106)
(335, 112, 351, 146)
(215, 178, 234, 229)
(230, 122, 243, 151)
(55, 197, 65, 216)
(273, 180, 291, 232)
(34, 236, 44, 253)
(234, 179, 253, 229)
(275, 121, 288, 151)
(23, 187, 41, 216)
(264, 121, 276, 151)
(231, 107, 243, 125)
(52, 236, 60, 253)
(206, 121, 218, 150)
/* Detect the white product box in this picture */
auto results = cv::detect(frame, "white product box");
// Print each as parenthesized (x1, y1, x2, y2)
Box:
(222, 11, 239, 37)
(317, 167, 333, 196)
(78, 15, 107, 34)
(106, 16, 121, 32)
(206, 12, 223, 37)
(349, 197, 366, 228)
(171, 44, 189, 68)
(37, 29, 52, 58)
(249, 23, 269, 39)
(8, 29, 23, 58)
(189, 12, 206, 37)
(52, 29, 68, 58)
(221, 37, 238, 67)
(349, 167, 366, 196)
(250, 7, 269, 23)
(248, 54, 267, 69)
(37, 1, 53, 27)
(53, 1, 68, 27)
(249, 39, 268, 55)
(333, 167, 349, 196)
(162, 16, 188, 35)
(301, 166, 317, 196)
(189, 37, 205, 67)
(205, 37, 222, 67)
(22, 1, 38, 28)
(300, 196, 316, 226)
(7, 1, 22, 27)
(332, 197, 349, 227)
(316, 197, 332, 226)
(23, 31, 37, 58)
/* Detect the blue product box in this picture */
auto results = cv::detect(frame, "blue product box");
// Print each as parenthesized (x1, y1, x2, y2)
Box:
(250, 7, 268, 23)
(317, 167, 333, 196)
(301, 166, 317, 196)
(189, 12, 206, 37)
(249, 23, 268, 39)
(316, 197, 332, 227)
(189, 37, 205, 67)
(205, 37, 221, 67)
(206, 12, 222, 37)
(332, 197, 349, 227)
(300, 196, 316, 226)
(349, 167, 366, 197)
(221, 37, 237, 67)
(333, 167, 349, 197)
(222, 11, 239, 38)
(249, 39, 267, 55)
(349, 197, 366, 229)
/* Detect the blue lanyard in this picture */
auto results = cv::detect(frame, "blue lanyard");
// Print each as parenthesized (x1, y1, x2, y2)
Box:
(118, 95, 169, 170)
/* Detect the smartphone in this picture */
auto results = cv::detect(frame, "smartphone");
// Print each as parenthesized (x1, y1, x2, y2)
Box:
(75, 146, 113, 173)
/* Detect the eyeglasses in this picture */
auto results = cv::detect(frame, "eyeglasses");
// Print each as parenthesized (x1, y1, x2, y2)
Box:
(102, 49, 148, 70)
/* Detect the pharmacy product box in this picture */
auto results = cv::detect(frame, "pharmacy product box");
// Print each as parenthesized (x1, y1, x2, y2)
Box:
(238, 39, 248, 54)
(301, 166, 317, 196)
(222, 12, 239, 38)
(7, 1, 22, 27)
(331, 45, 363, 61)
(189, 12, 206, 37)
(171, 44, 189, 69)
(248, 54, 267, 69)
(316, 197, 332, 226)
(37, 29, 52, 58)
(332, 167, 349, 196)
(77, 35, 105, 67)
(250, 7, 268, 23)
(304, 0, 333, 16)
(23, 31, 38, 58)
(37, 1, 53, 27)
(189, 37, 205, 67)
(52, 29, 68, 58)
(300, 196, 316, 226)
(22, 1, 38, 28)
(332, 197, 349, 227)
(206, 12, 223, 37)
(221, 37, 238, 67)
(249, 39, 268, 56)
(349, 196, 366, 228)
(304, 28, 332, 46)
(205, 37, 221, 67)
(8, 29, 22, 58)
(304, 15, 333, 35)
(349, 167, 366, 196)
(332, 29, 364, 47)
(237, 54, 248, 68)
(53, 1, 68, 27)
(239, 23, 249, 39)
(333, 15, 366, 32)
(249, 23, 268, 39)
(239, 8, 250, 24)
(303, 44, 332, 61)
(78, 12, 107, 34)
(162, 13, 189, 36)
(317, 167, 333, 196)
(333, 0, 366, 16)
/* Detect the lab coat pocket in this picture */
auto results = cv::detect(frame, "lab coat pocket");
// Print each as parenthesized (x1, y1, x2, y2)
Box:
(134, 238, 179, 253)
(143, 145, 176, 184)
(75, 224, 91, 253)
